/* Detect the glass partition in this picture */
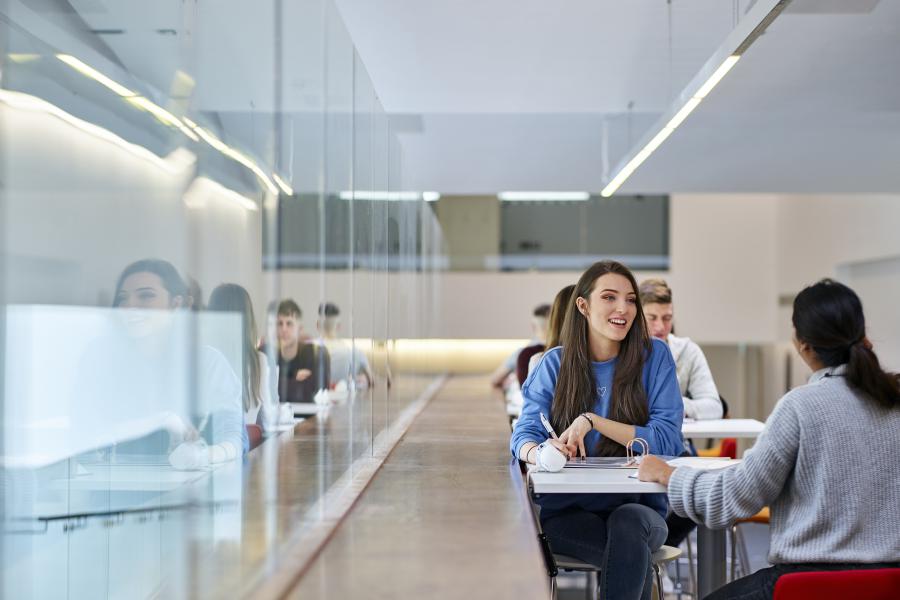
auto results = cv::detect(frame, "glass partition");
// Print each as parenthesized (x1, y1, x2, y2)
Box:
(1, 1, 444, 597)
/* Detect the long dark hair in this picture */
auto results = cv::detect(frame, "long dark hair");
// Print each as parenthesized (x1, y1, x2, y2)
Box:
(546, 285, 575, 348)
(551, 260, 652, 456)
(113, 259, 188, 307)
(793, 279, 899, 410)
(209, 283, 262, 413)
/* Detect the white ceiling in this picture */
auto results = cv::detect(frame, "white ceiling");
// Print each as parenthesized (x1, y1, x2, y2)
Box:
(335, 0, 736, 114)
(336, 0, 900, 194)
(13, 0, 900, 195)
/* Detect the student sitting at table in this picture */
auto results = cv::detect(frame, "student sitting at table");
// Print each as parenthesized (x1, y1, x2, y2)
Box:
(112, 259, 247, 467)
(491, 303, 550, 389)
(208, 284, 281, 430)
(639, 278, 723, 579)
(274, 299, 330, 404)
(639, 278, 722, 420)
(511, 260, 683, 600)
(521, 284, 576, 384)
(638, 279, 900, 600)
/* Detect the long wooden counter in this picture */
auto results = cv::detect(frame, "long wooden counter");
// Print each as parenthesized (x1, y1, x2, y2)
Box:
(284, 375, 547, 599)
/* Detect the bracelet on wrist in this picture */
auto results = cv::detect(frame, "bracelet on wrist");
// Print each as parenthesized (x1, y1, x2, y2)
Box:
(579, 413, 594, 429)
(526, 444, 537, 463)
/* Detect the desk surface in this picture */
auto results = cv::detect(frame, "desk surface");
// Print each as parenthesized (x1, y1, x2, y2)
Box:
(682, 418, 764, 438)
(530, 457, 741, 494)
(531, 467, 665, 494)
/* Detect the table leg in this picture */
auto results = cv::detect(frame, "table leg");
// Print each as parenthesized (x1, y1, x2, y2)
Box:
(697, 525, 726, 598)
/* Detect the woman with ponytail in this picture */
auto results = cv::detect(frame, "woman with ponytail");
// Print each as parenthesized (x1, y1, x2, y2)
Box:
(511, 261, 684, 600)
(639, 279, 900, 599)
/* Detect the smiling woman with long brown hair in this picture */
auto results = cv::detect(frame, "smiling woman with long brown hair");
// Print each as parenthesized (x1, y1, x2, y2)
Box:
(511, 260, 683, 600)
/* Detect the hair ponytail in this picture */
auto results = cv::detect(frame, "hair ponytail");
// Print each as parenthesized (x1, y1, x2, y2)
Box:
(793, 279, 899, 410)
(846, 340, 899, 409)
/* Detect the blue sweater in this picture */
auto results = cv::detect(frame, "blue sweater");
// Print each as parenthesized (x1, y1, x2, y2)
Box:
(510, 339, 684, 519)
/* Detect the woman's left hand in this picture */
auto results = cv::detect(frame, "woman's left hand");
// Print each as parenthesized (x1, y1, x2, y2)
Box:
(558, 414, 594, 458)
(637, 455, 676, 486)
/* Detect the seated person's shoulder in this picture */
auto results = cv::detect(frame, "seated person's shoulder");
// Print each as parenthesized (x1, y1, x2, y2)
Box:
(648, 337, 673, 359)
(542, 345, 563, 364)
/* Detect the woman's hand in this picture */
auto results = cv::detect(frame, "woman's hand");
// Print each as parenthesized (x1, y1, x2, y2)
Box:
(637, 455, 676, 486)
(558, 414, 594, 458)
(546, 438, 577, 459)
(296, 369, 312, 382)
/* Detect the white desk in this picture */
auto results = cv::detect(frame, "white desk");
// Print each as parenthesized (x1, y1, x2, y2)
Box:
(530, 466, 664, 494)
(682, 418, 764, 438)
(530, 459, 737, 598)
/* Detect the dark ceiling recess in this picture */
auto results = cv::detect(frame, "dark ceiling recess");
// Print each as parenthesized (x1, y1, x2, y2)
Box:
(90, 28, 124, 35)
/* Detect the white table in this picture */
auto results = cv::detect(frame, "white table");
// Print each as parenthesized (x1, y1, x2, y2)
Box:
(531, 466, 665, 494)
(682, 418, 764, 438)
(530, 459, 738, 598)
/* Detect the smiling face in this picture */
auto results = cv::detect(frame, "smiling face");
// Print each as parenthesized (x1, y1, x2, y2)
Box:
(115, 272, 182, 310)
(575, 273, 638, 349)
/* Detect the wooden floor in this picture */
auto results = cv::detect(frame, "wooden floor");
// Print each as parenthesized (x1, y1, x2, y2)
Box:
(285, 375, 548, 599)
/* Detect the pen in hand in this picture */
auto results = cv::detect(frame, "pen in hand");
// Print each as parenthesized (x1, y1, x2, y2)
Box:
(539, 412, 558, 439)
(539, 412, 579, 459)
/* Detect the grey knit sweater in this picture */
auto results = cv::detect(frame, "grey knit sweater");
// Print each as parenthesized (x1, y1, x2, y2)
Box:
(668, 364, 900, 564)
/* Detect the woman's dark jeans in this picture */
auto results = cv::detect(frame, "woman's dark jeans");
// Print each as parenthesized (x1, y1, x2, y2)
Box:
(542, 503, 668, 600)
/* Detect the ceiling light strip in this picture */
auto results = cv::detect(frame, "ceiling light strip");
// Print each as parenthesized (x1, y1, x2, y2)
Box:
(498, 191, 590, 202)
(600, 0, 790, 198)
(338, 191, 440, 202)
(56, 53, 282, 197)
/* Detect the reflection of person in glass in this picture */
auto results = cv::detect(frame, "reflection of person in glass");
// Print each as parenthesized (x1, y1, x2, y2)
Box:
(275, 299, 330, 404)
(113, 259, 246, 468)
(208, 283, 282, 430)
(317, 302, 372, 388)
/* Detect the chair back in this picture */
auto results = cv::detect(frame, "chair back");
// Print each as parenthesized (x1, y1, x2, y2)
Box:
(773, 568, 900, 600)
(719, 438, 737, 459)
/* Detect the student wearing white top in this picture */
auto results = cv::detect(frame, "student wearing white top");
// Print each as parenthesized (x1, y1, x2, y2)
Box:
(113, 260, 246, 467)
(639, 279, 722, 420)
(317, 302, 372, 387)
(208, 284, 280, 431)
(638, 278, 722, 581)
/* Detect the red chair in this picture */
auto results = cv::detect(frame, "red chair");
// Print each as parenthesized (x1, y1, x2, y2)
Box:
(773, 568, 900, 600)
(719, 437, 737, 459)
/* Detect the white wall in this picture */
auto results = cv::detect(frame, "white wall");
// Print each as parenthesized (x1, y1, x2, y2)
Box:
(775, 195, 900, 368)
(431, 194, 781, 343)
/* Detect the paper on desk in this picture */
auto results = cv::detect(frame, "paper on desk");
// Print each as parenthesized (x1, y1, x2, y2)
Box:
(667, 457, 740, 470)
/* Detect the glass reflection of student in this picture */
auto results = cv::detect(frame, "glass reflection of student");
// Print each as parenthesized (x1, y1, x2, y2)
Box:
(208, 284, 280, 430)
(511, 260, 683, 600)
(638, 279, 900, 600)
(275, 299, 330, 404)
(113, 259, 247, 468)
(317, 302, 372, 388)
